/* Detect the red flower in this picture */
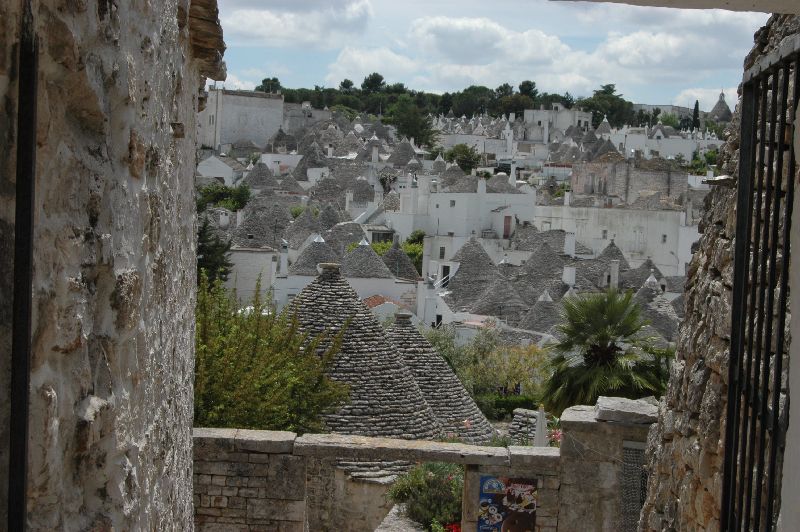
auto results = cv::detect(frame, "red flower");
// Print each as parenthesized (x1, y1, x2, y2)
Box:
(445, 524, 461, 532)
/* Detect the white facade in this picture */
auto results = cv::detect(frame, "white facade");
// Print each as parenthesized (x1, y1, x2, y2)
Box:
(225, 248, 278, 304)
(607, 125, 724, 161)
(533, 204, 698, 275)
(197, 155, 242, 186)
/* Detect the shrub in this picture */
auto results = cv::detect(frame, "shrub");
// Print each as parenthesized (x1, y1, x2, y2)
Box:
(197, 183, 251, 212)
(387, 462, 463, 530)
(194, 274, 349, 432)
(476, 394, 539, 420)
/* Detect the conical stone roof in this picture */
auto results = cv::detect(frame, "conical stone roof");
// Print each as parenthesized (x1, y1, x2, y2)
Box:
(319, 203, 342, 230)
(284, 208, 322, 249)
(387, 138, 416, 166)
(621, 259, 664, 290)
(444, 238, 500, 311)
(470, 277, 528, 325)
(518, 292, 562, 333)
(286, 264, 442, 439)
(382, 240, 420, 281)
(243, 163, 279, 189)
(342, 241, 394, 278)
(596, 240, 630, 270)
(278, 174, 306, 195)
(232, 202, 292, 249)
(288, 237, 338, 276)
(324, 221, 368, 257)
(385, 313, 495, 443)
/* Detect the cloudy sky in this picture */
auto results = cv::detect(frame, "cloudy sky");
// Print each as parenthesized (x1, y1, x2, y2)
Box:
(216, 0, 769, 112)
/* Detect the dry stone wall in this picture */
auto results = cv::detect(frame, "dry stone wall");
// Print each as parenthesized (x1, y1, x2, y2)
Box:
(639, 14, 799, 531)
(0, 0, 223, 527)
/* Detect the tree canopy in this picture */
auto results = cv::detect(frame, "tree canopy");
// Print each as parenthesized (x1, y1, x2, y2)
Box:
(197, 217, 233, 284)
(542, 289, 672, 415)
(576, 84, 634, 128)
(194, 274, 349, 432)
(444, 144, 482, 174)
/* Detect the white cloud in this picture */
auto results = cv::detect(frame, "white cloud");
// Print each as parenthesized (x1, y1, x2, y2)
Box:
(324, 47, 420, 86)
(221, 0, 373, 49)
(215, 72, 258, 90)
(673, 86, 738, 112)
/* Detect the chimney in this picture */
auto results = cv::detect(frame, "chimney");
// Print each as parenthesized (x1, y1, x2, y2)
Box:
(394, 311, 413, 325)
(318, 262, 341, 278)
(562, 265, 576, 286)
(510, 162, 518, 185)
(345, 190, 353, 211)
(610, 259, 620, 288)
(327, 145, 333, 157)
(564, 232, 576, 258)
(393, 233, 401, 246)
(509, 112, 516, 122)
(280, 240, 288, 274)
(372, 144, 379, 163)
(564, 191, 571, 206)
(273, 161, 280, 175)
(236, 209, 245, 227)
(374, 186, 384, 204)
(477, 177, 487, 195)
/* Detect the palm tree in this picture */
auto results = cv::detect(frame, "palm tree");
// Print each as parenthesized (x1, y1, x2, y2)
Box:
(542, 289, 672, 415)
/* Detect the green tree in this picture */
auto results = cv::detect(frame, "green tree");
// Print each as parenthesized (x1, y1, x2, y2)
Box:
(575, 84, 635, 128)
(692, 100, 701, 130)
(444, 143, 482, 174)
(197, 183, 251, 213)
(659, 113, 680, 128)
(197, 217, 233, 284)
(406, 229, 426, 245)
(339, 78, 354, 92)
(518, 80, 538, 100)
(194, 274, 349, 432)
(256, 77, 281, 93)
(361, 72, 386, 94)
(389, 94, 439, 148)
(452, 85, 494, 117)
(542, 289, 672, 415)
(495, 82, 514, 99)
(497, 94, 535, 116)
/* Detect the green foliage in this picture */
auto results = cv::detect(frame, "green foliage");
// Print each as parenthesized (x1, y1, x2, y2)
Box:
(406, 229, 426, 245)
(387, 462, 463, 529)
(422, 325, 548, 417)
(659, 113, 680, 128)
(476, 394, 539, 421)
(290, 206, 305, 219)
(361, 72, 386, 94)
(388, 94, 439, 148)
(339, 78, 354, 92)
(543, 289, 673, 415)
(346, 237, 423, 274)
(518, 80, 538, 100)
(197, 183, 251, 212)
(444, 144, 482, 174)
(576, 84, 634, 128)
(194, 274, 349, 432)
(197, 217, 233, 284)
(255, 77, 281, 93)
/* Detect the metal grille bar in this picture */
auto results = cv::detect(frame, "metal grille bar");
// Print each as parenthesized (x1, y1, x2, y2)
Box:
(722, 46, 798, 531)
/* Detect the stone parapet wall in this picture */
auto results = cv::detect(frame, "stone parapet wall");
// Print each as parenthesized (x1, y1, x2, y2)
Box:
(193, 428, 305, 531)
(194, 398, 654, 531)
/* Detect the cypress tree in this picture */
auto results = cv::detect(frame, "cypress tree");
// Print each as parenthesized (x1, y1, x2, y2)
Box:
(692, 100, 701, 130)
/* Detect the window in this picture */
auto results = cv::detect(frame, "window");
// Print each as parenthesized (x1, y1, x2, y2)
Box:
(661, 234, 667, 244)
(435, 203, 439, 209)
(602, 229, 608, 240)
(247, 234, 254, 240)
(439, 246, 446, 259)
(450, 200, 456, 208)
(537, 121, 542, 126)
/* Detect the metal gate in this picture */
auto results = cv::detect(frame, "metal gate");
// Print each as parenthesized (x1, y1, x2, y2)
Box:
(721, 36, 799, 531)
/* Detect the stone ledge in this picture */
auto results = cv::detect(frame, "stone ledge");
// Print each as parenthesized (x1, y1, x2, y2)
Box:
(561, 403, 656, 434)
(508, 446, 561, 470)
(193, 428, 297, 457)
(294, 433, 510, 466)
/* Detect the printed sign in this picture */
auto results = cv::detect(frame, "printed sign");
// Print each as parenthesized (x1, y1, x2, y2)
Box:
(477, 476, 537, 532)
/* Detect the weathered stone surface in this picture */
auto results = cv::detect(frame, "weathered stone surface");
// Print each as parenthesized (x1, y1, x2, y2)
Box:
(595, 396, 658, 424)
(639, 15, 798, 532)
(0, 0, 224, 528)
(294, 433, 509, 465)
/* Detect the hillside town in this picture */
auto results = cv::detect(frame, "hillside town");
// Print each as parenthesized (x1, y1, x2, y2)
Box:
(3, 1, 800, 532)
(195, 85, 722, 349)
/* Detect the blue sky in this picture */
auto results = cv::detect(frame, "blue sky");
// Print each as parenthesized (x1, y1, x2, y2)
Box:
(216, 0, 768, 112)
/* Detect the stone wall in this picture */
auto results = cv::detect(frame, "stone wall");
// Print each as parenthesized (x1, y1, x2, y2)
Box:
(571, 161, 687, 205)
(193, 428, 305, 531)
(194, 397, 655, 531)
(639, 14, 800, 531)
(0, 0, 223, 527)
